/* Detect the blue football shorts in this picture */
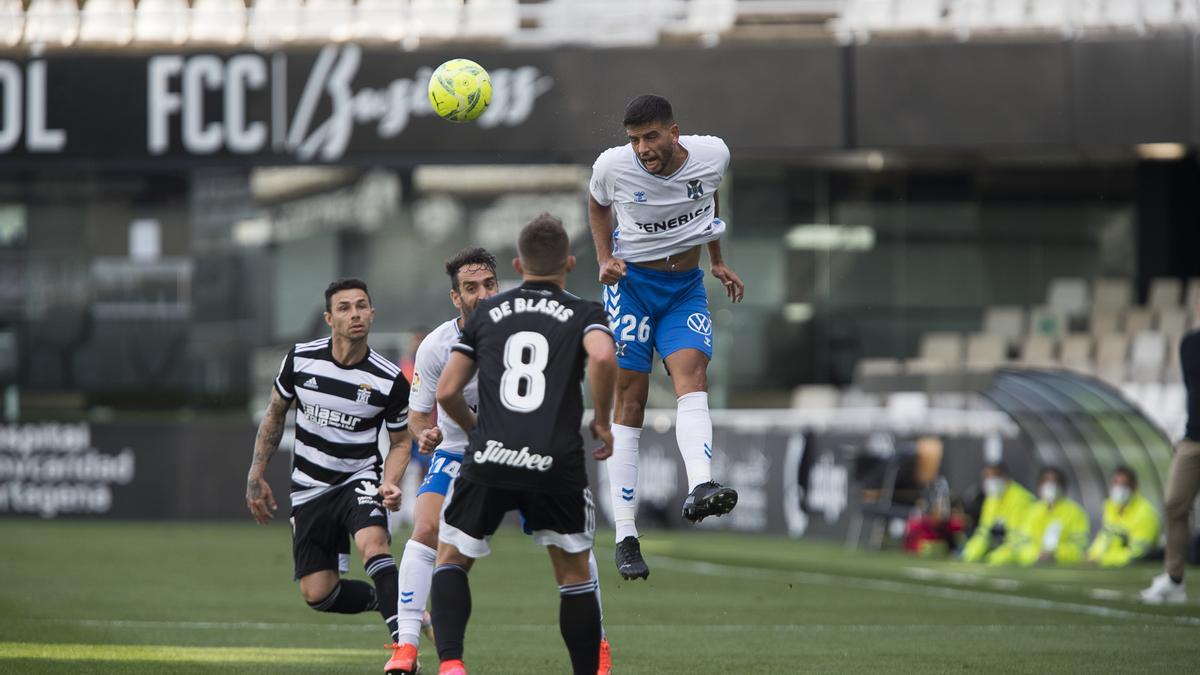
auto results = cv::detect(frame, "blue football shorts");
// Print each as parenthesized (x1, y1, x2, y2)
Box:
(416, 449, 463, 498)
(602, 264, 713, 373)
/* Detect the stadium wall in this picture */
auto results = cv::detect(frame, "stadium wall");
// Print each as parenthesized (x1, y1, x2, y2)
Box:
(0, 36, 1194, 167)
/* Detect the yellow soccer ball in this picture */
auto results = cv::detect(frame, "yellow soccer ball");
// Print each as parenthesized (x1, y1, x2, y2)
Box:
(427, 58, 493, 123)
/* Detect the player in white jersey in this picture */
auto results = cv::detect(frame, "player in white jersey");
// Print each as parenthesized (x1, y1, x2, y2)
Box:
(588, 94, 745, 580)
(383, 248, 613, 675)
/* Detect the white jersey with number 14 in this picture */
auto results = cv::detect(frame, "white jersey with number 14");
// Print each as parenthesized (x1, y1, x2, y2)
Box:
(589, 134, 730, 264)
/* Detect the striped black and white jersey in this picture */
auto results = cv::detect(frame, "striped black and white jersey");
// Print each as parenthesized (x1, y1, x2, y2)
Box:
(274, 336, 411, 507)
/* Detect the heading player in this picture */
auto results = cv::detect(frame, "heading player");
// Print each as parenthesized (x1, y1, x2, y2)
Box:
(430, 214, 617, 675)
(245, 278, 412, 674)
(588, 93, 745, 580)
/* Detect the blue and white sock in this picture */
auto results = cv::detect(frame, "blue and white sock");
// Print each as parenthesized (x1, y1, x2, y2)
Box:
(676, 392, 713, 491)
(608, 424, 642, 542)
(395, 538, 437, 647)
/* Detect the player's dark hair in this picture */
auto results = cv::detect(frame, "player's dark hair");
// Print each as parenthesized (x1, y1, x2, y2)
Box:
(324, 278, 371, 312)
(1039, 466, 1067, 488)
(1112, 464, 1138, 489)
(444, 247, 498, 291)
(518, 213, 569, 276)
(623, 94, 674, 127)
(984, 462, 1009, 477)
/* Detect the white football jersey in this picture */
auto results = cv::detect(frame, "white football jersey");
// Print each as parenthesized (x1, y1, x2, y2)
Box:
(408, 317, 478, 457)
(589, 134, 730, 263)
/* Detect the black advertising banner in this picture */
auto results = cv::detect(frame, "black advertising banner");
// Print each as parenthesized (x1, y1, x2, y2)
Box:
(0, 44, 844, 167)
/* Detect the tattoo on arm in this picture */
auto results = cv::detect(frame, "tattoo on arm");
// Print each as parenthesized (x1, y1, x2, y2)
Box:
(248, 392, 290, 487)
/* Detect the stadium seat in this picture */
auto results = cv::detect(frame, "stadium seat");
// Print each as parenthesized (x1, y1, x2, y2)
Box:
(965, 333, 1007, 369)
(1028, 305, 1067, 337)
(1059, 333, 1094, 372)
(1165, 336, 1183, 382)
(1157, 308, 1189, 338)
(947, 0, 989, 36)
(355, 0, 408, 42)
(660, 0, 737, 46)
(579, 0, 668, 47)
(1123, 307, 1154, 335)
(23, 0, 80, 46)
(982, 305, 1024, 344)
(409, 0, 463, 42)
(893, 0, 942, 30)
(791, 384, 840, 409)
(835, 0, 894, 42)
(462, 0, 519, 40)
(1129, 331, 1167, 383)
(1101, 0, 1141, 30)
(1027, 0, 1074, 34)
(1018, 334, 1056, 367)
(1144, 0, 1178, 26)
(79, 0, 134, 45)
(1095, 333, 1130, 383)
(1045, 277, 1089, 317)
(918, 331, 964, 368)
(134, 0, 189, 44)
(1088, 308, 1120, 335)
(854, 357, 902, 380)
(990, 0, 1029, 28)
(190, 0, 247, 44)
(299, 0, 355, 42)
(1093, 277, 1134, 310)
(249, 0, 303, 46)
(1148, 276, 1182, 309)
(0, 0, 25, 47)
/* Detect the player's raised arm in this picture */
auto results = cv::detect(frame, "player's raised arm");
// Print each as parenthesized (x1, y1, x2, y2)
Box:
(246, 388, 290, 524)
(584, 329, 618, 460)
(436, 351, 479, 434)
(589, 195, 626, 285)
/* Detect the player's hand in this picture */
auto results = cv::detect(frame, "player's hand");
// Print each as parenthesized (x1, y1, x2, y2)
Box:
(598, 257, 627, 286)
(590, 420, 614, 460)
(246, 474, 277, 525)
(711, 263, 745, 303)
(417, 427, 443, 455)
(380, 482, 403, 511)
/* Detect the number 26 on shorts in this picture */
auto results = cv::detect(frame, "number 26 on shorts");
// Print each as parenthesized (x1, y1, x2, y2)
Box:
(616, 315, 650, 343)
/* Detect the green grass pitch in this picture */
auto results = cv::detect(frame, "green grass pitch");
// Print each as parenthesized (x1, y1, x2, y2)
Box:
(1, 519, 1198, 673)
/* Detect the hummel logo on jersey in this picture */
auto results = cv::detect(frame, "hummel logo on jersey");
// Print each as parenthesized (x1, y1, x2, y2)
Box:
(633, 190, 647, 203)
(302, 377, 319, 389)
(474, 439, 554, 472)
(686, 179, 704, 200)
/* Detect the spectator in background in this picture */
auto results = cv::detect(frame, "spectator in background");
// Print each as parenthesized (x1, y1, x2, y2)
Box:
(1141, 329, 1200, 604)
(1087, 466, 1159, 568)
(962, 463, 1035, 563)
(994, 466, 1089, 566)
(903, 477, 964, 556)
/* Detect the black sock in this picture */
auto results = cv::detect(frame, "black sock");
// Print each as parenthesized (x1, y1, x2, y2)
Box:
(307, 580, 377, 614)
(559, 580, 601, 675)
(366, 554, 399, 643)
(1170, 574, 1184, 584)
(431, 564, 471, 663)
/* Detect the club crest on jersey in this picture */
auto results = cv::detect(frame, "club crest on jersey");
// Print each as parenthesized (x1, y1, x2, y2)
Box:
(633, 190, 647, 203)
(356, 384, 373, 404)
(686, 179, 704, 200)
(411, 372, 421, 394)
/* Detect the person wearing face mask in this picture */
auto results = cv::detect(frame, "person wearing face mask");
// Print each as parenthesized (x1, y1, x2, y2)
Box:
(1087, 466, 1159, 568)
(961, 463, 1036, 563)
(994, 466, 1089, 566)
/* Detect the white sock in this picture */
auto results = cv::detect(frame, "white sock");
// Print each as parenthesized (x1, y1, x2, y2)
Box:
(609, 423, 642, 542)
(588, 549, 605, 637)
(395, 538, 436, 646)
(676, 392, 713, 491)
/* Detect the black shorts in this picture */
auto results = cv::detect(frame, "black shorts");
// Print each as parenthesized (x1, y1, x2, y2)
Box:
(439, 476, 595, 558)
(290, 479, 390, 580)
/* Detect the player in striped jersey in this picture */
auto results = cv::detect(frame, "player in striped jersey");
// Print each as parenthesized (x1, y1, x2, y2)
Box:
(245, 278, 413, 674)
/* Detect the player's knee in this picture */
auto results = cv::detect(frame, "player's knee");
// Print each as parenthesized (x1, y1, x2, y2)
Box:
(1164, 491, 1192, 519)
(299, 577, 337, 606)
(410, 520, 439, 548)
(615, 397, 645, 426)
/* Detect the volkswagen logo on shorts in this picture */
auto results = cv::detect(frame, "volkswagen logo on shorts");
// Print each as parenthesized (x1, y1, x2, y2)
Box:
(687, 312, 712, 335)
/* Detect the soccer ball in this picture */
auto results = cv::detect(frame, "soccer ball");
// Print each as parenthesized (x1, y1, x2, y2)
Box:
(427, 58, 492, 123)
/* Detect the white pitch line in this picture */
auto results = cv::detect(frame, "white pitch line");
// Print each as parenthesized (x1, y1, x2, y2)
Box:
(654, 557, 1200, 627)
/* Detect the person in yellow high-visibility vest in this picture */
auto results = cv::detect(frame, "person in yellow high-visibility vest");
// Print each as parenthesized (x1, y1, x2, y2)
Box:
(962, 463, 1036, 563)
(992, 466, 1089, 566)
(1089, 466, 1160, 568)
